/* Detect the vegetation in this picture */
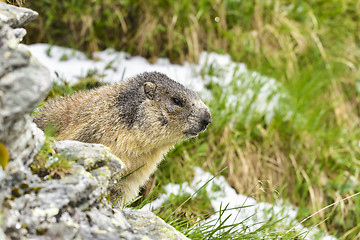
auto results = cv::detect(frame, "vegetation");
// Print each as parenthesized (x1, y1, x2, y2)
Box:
(14, 0, 360, 238)
(31, 135, 75, 179)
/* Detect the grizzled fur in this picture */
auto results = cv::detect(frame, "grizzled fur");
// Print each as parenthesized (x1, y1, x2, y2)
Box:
(34, 72, 211, 207)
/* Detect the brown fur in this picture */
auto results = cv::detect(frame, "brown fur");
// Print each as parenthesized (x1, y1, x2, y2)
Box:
(34, 72, 211, 207)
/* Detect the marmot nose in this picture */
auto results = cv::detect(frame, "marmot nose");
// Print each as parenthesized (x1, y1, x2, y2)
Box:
(200, 111, 212, 131)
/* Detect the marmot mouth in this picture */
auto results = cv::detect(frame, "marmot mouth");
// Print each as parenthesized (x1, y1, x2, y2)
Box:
(185, 124, 209, 137)
(184, 131, 199, 137)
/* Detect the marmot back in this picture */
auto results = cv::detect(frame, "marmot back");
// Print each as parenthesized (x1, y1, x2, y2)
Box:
(34, 71, 211, 207)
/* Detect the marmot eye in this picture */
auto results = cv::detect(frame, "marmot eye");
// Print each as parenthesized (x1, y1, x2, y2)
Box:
(171, 97, 183, 107)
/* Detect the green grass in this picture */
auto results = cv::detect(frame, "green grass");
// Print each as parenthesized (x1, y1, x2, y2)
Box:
(154, 63, 360, 238)
(31, 135, 75, 179)
(132, 167, 305, 239)
(18, 0, 360, 238)
(166, 204, 301, 240)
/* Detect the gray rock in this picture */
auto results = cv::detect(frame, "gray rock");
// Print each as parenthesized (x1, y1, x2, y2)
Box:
(0, 142, 156, 240)
(0, 57, 50, 118)
(0, 21, 51, 169)
(0, 24, 30, 78)
(54, 140, 125, 194)
(1, 136, 188, 239)
(0, 2, 38, 28)
(54, 140, 125, 174)
(3, 116, 45, 172)
(123, 209, 190, 240)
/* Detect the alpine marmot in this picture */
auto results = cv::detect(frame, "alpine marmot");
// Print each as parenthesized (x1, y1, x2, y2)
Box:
(34, 71, 211, 207)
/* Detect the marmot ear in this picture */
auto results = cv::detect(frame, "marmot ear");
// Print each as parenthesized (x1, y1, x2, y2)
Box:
(144, 82, 157, 100)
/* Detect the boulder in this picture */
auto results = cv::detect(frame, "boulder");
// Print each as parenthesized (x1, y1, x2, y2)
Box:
(1, 140, 150, 239)
(2, 139, 189, 239)
(0, 7, 51, 172)
(123, 209, 191, 240)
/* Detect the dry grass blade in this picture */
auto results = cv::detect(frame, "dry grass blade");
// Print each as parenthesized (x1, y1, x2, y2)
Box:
(283, 191, 360, 236)
(165, 168, 227, 223)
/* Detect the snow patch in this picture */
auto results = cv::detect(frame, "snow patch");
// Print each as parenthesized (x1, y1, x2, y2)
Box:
(143, 167, 336, 240)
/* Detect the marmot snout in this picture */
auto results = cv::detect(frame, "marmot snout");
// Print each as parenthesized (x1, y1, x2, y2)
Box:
(34, 71, 211, 207)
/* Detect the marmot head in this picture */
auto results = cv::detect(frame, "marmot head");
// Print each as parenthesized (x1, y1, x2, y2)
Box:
(116, 72, 211, 146)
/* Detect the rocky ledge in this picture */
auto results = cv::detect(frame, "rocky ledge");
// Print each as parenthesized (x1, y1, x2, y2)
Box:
(0, 3, 188, 240)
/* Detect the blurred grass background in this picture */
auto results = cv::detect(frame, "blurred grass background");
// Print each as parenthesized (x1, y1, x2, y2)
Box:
(13, 0, 360, 238)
